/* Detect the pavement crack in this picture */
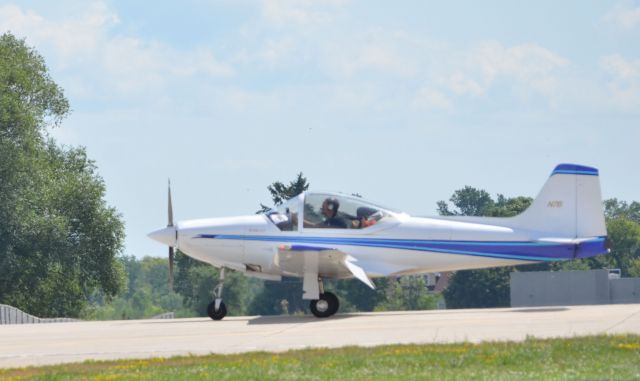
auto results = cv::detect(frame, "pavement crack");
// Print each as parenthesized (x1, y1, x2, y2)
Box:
(227, 320, 316, 352)
(605, 306, 640, 333)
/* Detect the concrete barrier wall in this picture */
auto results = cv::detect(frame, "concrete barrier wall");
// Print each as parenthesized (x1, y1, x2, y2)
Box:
(151, 312, 175, 319)
(0, 304, 79, 324)
(1, 304, 176, 324)
(610, 278, 640, 304)
(511, 270, 640, 307)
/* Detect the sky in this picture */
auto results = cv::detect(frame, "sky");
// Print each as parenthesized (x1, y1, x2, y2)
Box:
(1, 0, 639, 258)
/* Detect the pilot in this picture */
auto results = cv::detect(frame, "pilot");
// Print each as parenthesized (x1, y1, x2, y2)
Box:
(319, 198, 347, 228)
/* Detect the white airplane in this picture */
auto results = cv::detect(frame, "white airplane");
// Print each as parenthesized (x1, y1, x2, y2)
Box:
(149, 164, 609, 320)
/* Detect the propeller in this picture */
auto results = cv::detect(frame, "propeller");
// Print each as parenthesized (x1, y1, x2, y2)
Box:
(168, 179, 175, 291)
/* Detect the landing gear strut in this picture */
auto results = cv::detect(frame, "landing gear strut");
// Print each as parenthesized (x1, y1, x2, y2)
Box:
(309, 278, 339, 318)
(207, 268, 227, 320)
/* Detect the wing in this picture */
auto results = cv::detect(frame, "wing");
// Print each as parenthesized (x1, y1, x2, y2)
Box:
(276, 244, 405, 290)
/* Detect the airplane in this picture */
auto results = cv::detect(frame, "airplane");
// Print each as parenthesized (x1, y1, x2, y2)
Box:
(148, 164, 609, 320)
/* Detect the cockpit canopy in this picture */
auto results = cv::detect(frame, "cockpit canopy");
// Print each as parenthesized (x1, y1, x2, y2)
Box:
(266, 192, 397, 231)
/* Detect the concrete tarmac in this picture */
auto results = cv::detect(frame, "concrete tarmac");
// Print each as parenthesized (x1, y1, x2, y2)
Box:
(1, 304, 639, 368)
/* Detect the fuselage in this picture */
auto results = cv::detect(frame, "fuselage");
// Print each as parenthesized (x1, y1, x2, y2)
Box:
(160, 208, 605, 280)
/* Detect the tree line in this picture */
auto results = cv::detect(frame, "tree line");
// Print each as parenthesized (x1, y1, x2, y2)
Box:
(84, 175, 639, 319)
(440, 190, 640, 308)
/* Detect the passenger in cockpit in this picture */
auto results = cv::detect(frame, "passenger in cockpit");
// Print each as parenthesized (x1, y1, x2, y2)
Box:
(351, 206, 379, 229)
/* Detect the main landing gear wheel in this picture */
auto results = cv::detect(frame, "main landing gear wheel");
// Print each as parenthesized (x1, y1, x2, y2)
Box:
(310, 291, 339, 318)
(207, 300, 227, 320)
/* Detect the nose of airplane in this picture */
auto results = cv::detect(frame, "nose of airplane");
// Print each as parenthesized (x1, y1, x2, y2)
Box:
(148, 226, 177, 247)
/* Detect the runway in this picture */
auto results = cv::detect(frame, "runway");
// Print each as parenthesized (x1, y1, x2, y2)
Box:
(1, 304, 639, 368)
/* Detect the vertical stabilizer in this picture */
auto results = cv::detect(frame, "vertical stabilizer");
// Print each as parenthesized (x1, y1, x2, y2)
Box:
(514, 164, 606, 238)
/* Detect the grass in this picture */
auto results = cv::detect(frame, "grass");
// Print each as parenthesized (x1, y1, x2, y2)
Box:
(1, 335, 639, 380)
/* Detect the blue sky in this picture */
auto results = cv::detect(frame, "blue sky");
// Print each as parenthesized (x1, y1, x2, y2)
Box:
(1, 1, 639, 258)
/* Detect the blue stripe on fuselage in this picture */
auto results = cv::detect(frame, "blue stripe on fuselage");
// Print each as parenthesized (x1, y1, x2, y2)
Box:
(193, 234, 608, 262)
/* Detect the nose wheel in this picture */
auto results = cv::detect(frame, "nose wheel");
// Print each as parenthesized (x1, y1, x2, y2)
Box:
(207, 268, 227, 320)
(207, 300, 227, 320)
(310, 291, 339, 318)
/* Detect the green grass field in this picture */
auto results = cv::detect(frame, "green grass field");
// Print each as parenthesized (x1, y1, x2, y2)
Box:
(2, 335, 639, 380)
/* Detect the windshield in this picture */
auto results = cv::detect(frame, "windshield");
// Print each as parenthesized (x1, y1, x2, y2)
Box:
(303, 192, 394, 229)
(265, 196, 300, 231)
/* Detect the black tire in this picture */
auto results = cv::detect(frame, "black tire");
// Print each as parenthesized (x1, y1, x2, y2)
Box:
(324, 292, 339, 316)
(310, 292, 339, 318)
(207, 301, 227, 320)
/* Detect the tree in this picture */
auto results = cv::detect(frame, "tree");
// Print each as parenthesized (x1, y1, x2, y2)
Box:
(443, 267, 513, 309)
(600, 199, 640, 276)
(437, 186, 494, 216)
(437, 187, 532, 218)
(604, 199, 640, 223)
(83, 256, 187, 320)
(174, 251, 255, 316)
(588, 218, 640, 277)
(374, 276, 439, 311)
(248, 279, 308, 315)
(440, 187, 533, 309)
(555, 199, 640, 275)
(0, 33, 125, 317)
(258, 172, 309, 212)
(328, 278, 388, 312)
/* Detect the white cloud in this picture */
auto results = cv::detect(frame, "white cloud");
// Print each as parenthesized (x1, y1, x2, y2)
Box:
(601, 54, 640, 80)
(0, 2, 117, 66)
(411, 87, 452, 111)
(322, 30, 420, 78)
(603, 3, 640, 30)
(102, 37, 233, 94)
(600, 54, 640, 109)
(329, 84, 380, 110)
(1, 1, 628, 118)
(470, 42, 568, 96)
(321, 34, 569, 108)
(258, 38, 297, 66)
(412, 42, 569, 110)
(328, 43, 415, 77)
(261, 0, 348, 26)
(447, 72, 484, 96)
(357, 44, 415, 75)
(0, 2, 233, 98)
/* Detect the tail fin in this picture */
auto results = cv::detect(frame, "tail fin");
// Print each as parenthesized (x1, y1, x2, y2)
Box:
(514, 164, 606, 238)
